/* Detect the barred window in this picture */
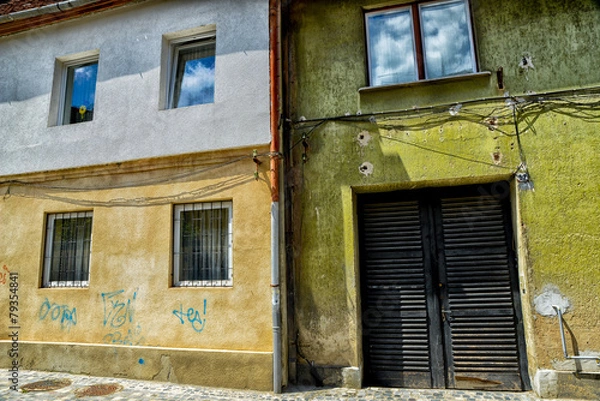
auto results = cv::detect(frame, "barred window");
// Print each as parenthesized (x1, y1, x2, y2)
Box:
(43, 211, 93, 288)
(173, 202, 232, 287)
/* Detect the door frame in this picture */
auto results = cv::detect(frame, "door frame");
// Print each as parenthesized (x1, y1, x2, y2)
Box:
(353, 180, 532, 390)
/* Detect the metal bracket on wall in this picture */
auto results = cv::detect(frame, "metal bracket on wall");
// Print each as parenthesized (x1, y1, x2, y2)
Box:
(301, 134, 309, 163)
(552, 305, 600, 366)
(252, 150, 262, 180)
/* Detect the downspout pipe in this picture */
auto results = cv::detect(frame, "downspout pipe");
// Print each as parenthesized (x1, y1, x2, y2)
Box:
(269, 0, 282, 394)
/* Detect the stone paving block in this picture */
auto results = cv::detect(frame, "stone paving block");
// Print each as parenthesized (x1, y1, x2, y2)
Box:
(0, 371, 590, 401)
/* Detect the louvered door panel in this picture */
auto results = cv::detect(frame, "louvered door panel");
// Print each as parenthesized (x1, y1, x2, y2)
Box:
(360, 200, 433, 388)
(439, 195, 524, 390)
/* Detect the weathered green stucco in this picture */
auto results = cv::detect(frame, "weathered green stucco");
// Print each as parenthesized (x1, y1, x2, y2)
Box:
(286, 0, 600, 397)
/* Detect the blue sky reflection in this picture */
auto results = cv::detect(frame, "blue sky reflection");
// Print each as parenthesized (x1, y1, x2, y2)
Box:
(70, 63, 98, 111)
(177, 56, 215, 108)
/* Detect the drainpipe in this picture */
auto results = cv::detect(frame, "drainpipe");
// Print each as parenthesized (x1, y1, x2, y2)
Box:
(269, 0, 282, 394)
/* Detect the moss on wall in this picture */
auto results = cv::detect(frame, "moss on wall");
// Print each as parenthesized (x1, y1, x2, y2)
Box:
(288, 0, 600, 387)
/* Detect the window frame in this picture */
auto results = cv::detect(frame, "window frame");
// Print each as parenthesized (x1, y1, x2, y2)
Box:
(172, 201, 233, 288)
(42, 211, 93, 288)
(365, 0, 478, 87)
(49, 50, 100, 127)
(162, 28, 217, 110)
(58, 55, 99, 125)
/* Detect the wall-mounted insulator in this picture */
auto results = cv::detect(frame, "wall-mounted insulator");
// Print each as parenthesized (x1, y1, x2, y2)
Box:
(497, 67, 504, 90)
(252, 149, 262, 180)
(301, 134, 309, 163)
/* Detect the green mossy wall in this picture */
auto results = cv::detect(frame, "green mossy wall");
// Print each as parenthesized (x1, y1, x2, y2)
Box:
(287, 0, 600, 388)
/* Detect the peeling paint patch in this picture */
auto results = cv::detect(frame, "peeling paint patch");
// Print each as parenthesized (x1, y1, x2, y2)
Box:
(534, 284, 571, 317)
(356, 131, 372, 147)
(358, 162, 373, 176)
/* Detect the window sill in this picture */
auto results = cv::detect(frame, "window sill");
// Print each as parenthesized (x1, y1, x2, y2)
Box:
(359, 71, 492, 93)
(42, 282, 89, 289)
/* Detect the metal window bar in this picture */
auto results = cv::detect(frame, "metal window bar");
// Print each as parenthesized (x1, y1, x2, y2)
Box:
(45, 211, 92, 287)
(174, 201, 232, 287)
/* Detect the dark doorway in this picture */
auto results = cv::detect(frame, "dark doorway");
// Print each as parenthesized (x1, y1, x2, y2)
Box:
(359, 182, 529, 390)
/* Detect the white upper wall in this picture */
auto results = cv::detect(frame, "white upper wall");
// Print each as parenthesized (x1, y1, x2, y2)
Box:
(0, 0, 270, 176)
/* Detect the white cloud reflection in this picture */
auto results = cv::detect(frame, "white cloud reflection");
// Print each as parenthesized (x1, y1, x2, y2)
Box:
(420, 0, 475, 79)
(177, 57, 215, 108)
(368, 8, 416, 86)
(367, 0, 475, 86)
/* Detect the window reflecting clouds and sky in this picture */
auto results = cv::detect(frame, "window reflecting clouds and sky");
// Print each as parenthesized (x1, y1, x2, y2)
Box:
(70, 63, 97, 112)
(420, 0, 475, 79)
(366, 0, 475, 86)
(176, 53, 215, 108)
(367, 8, 417, 86)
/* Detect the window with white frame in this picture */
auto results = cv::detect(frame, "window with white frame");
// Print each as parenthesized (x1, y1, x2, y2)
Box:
(43, 211, 93, 288)
(173, 201, 232, 287)
(57, 55, 99, 125)
(166, 31, 216, 109)
(365, 0, 477, 86)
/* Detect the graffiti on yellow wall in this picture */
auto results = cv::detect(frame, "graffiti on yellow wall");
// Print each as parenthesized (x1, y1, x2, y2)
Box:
(101, 289, 145, 345)
(38, 298, 77, 332)
(173, 299, 207, 333)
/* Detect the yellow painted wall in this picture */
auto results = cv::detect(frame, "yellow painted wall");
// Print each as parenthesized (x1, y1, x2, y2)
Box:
(0, 146, 275, 390)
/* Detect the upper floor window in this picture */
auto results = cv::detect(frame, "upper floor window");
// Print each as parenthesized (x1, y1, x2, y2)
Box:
(171, 38, 215, 108)
(43, 211, 93, 288)
(365, 0, 476, 87)
(173, 201, 232, 287)
(49, 50, 99, 126)
(162, 27, 216, 109)
(63, 61, 98, 124)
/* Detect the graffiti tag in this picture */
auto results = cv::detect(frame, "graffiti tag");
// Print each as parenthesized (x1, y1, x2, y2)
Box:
(39, 298, 77, 331)
(173, 300, 207, 333)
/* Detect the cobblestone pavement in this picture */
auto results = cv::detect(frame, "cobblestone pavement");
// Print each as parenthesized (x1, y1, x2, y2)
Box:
(0, 371, 586, 401)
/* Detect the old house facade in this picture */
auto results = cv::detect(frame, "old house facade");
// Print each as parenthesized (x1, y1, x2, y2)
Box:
(284, 0, 600, 399)
(0, 0, 283, 391)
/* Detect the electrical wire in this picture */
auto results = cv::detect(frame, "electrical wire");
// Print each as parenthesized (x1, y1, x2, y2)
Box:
(1, 152, 270, 192)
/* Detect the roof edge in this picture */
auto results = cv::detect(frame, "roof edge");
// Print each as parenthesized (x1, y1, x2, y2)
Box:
(0, 0, 139, 37)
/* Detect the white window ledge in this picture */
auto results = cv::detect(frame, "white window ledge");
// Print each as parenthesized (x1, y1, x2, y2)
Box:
(359, 71, 492, 93)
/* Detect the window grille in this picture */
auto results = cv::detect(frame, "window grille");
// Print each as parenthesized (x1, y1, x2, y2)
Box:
(43, 211, 93, 288)
(173, 201, 232, 287)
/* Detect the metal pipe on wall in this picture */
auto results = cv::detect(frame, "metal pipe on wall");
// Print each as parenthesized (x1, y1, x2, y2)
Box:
(269, 0, 282, 393)
(552, 305, 600, 366)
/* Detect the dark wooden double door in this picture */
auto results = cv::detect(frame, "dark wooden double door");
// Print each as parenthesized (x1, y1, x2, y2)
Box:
(359, 183, 529, 390)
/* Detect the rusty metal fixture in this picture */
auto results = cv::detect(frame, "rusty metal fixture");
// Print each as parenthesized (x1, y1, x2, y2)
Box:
(21, 379, 72, 392)
(74, 383, 123, 397)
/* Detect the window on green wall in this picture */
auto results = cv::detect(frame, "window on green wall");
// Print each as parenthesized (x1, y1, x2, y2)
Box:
(365, 0, 477, 87)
